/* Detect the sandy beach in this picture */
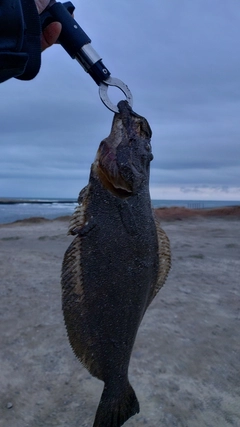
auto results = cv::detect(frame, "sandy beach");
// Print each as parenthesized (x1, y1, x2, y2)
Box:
(0, 208, 240, 427)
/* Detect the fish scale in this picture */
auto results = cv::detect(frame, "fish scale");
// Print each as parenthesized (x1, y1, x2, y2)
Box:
(61, 100, 171, 427)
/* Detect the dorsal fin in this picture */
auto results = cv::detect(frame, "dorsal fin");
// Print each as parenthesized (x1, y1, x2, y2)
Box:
(149, 211, 171, 304)
(68, 185, 89, 235)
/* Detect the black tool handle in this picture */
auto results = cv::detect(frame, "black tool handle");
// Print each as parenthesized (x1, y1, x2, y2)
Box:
(40, 2, 111, 85)
(41, 2, 90, 57)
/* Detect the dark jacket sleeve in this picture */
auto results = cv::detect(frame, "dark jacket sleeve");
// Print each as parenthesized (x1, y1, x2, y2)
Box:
(0, 0, 41, 83)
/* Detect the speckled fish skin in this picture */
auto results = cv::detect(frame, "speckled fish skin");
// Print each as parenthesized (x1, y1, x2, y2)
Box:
(61, 101, 171, 427)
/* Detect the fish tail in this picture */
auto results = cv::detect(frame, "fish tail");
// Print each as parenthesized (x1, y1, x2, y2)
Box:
(93, 381, 139, 427)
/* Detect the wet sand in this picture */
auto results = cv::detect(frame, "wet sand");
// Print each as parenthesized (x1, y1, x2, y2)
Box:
(0, 208, 240, 427)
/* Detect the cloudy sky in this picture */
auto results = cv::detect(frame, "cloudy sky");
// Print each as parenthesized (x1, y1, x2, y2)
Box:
(1, 0, 240, 201)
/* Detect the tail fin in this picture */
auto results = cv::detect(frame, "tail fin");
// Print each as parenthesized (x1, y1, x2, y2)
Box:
(93, 381, 140, 427)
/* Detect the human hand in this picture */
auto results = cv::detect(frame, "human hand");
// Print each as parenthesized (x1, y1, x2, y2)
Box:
(36, 0, 62, 51)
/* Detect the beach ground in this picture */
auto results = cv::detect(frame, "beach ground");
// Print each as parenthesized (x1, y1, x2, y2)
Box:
(0, 210, 240, 427)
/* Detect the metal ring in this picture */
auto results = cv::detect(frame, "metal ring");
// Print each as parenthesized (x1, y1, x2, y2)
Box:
(99, 77, 133, 113)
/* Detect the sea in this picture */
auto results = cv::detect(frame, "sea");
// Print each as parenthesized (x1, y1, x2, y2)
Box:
(0, 198, 239, 225)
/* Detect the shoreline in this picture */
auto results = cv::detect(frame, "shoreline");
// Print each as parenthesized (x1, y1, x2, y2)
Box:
(154, 205, 240, 220)
(0, 198, 76, 205)
(0, 205, 240, 227)
(0, 197, 240, 207)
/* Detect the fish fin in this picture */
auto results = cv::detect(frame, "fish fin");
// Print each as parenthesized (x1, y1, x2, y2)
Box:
(61, 237, 100, 377)
(68, 205, 85, 235)
(68, 185, 90, 235)
(93, 382, 139, 427)
(149, 212, 171, 304)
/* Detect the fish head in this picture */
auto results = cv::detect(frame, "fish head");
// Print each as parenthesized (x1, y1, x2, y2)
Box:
(94, 101, 153, 198)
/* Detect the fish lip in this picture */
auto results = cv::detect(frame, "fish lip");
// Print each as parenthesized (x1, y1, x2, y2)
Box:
(94, 136, 134, 197)
(97, 158, 133, 198)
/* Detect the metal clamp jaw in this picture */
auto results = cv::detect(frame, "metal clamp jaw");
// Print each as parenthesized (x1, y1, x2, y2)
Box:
(40, 1, 133, 112)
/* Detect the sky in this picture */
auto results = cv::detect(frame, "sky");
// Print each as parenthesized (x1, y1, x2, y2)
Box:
(1, 0, 240, 201)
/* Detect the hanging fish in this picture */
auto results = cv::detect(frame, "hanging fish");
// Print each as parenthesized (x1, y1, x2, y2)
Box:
(61, 100, 171, 427)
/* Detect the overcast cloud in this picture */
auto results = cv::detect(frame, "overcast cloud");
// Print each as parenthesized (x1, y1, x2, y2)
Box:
(1, 0, 240, 200)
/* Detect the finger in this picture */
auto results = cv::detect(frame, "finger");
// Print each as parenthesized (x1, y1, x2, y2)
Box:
(41, 22, 62, 51)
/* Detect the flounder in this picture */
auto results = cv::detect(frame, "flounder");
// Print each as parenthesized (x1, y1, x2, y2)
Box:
(61, 101, 171, 426)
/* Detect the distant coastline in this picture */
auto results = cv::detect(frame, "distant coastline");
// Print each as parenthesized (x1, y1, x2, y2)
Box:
(0, 197, 240, 207)
(0, 198, 77, 205)
(0, 197, 240, 224)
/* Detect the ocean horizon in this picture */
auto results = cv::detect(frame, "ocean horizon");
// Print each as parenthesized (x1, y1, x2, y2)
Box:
(0, 197, 239, 224)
